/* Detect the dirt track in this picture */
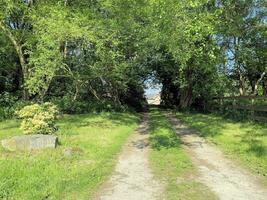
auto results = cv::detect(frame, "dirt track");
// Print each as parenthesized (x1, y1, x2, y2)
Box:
(94, 110, 267, 200)
(165, 111, 267, 200)
(93, 113, 164, 200)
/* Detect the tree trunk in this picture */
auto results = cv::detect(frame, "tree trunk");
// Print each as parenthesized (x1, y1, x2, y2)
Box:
(262, 78, 267, 96)
(253, 71, 266, 96)
(179, 85, 193, 109)
(179, 62, 193, 109)
(233, 37, 246, 96)
(237, 68, 246, 96)
(0, 22, 29, 100)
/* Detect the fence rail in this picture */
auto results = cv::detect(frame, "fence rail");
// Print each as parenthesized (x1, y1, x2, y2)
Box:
(209, 95, 267, 122)
(213, 96, 267, 100)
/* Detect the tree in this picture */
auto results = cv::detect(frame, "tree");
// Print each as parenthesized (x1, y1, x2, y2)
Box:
(218, 0, 267, 95)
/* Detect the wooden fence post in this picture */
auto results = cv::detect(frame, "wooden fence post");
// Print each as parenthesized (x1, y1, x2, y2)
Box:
(251, 98, 255, 120)
(220, 98, 223, 113)
(233, 98, 236, 107)
(212, 95, 267, 122)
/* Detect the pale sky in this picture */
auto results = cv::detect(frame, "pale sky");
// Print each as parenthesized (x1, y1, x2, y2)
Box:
(144, 82, 162, 96)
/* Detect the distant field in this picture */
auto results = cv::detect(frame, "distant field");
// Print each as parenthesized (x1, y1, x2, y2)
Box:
(0, 112, 139, 199)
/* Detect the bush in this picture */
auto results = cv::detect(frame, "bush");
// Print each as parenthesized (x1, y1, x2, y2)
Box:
(51, 96, 128, 114)
(52, 96, 89, 114)
(16, 102, 59, 135)
(0, 92, 29, 120)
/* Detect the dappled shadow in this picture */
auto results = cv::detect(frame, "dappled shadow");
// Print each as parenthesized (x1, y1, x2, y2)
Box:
(132, 139, 149, 149)
(57, 113, 95, 124)
(149, 107, 181, 150)
(57, 112, 140, 129)
(232, 117, 267, 157)
(0, 123, 20, 131)
(182, 140, 205, 148)
(177, 110, 267, 159)
(247, 142, 266, 157)
(150, 134, 181, 150)
(176, 111, 227, 138)
(241, 129, 267, 157)
(162, 111, 209, 149)
(174, 127, 193, 135)
(135, 122, 149, 135)
(216, 114, 267, 158)
(130, 114, 150, 150)
(0, 119, 21, 131)
(79, 121, 114, 128)
(105, 112, 141, 126)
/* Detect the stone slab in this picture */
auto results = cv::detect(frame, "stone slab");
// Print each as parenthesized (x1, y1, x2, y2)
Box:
(1, 134, 58, 151)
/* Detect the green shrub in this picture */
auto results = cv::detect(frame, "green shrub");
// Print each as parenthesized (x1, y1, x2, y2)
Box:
(51, 96, 128, 114)
(55, 96, 90, 114)
(0, 92, 30, 120)
(16, 102, 59, 135)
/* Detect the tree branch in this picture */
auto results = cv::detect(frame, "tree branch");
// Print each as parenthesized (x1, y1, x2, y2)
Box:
(254, 71, 266, 95)
(0, 21, 27, 72)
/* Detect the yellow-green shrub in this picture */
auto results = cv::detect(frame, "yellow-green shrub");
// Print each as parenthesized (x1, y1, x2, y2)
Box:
(16, 102, 59, 135)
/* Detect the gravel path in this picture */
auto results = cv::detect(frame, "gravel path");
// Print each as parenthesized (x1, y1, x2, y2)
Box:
(93, 113, 164, 200)
(165, 111, 267, 200)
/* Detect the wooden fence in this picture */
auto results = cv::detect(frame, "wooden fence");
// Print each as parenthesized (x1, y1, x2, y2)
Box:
(209, 96, 267, 122)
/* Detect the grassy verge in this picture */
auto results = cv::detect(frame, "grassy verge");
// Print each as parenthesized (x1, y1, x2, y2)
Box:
(148, 107, 217, 200)
(176, 112, 267, 183)
(0, 112, 139, 200)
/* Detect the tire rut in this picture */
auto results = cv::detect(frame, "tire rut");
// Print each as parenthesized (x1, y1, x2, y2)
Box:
(164, 111, 267, 200)
(93, 113, 164, 200)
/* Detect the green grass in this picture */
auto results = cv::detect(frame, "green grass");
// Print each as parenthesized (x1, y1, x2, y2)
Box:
(148, 107, 217, 200)
(0, 112, 139, 200)
(176, 111, 267, 183)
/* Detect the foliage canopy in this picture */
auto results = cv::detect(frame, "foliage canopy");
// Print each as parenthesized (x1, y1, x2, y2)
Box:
(0, 0, 266, 111)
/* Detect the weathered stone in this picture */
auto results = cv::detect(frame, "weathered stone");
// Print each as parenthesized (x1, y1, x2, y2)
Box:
(1, 134, 58, 151)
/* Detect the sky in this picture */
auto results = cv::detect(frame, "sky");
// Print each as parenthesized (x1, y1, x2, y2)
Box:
(144, 82, 162, 97)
